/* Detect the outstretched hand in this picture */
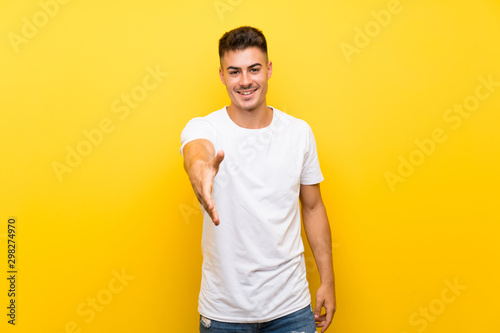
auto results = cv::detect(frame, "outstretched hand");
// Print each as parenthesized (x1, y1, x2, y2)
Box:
(189, 150, 225, 225)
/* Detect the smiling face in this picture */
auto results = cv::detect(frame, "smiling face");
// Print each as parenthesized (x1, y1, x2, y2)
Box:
(219, 47, 272, 113)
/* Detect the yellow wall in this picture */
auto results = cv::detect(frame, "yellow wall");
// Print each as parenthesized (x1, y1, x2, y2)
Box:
(1, 0, 499, 332)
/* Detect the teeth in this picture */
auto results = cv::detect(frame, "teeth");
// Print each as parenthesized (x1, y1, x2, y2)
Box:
(239, 89, 256, 95)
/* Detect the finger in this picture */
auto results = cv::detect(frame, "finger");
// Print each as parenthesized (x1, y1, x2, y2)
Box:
(323, 306, 334, 332)
(322, 322, 330, 333)
(196, 194, 211, 218)
(315, 314, 326, 328)
(203, 190, 214, 211)
(204, 199, 219, 226)
(314, 299, 324, 321)
(212, 150, 225, 170)
(314, 313, 326, 322)
(321, 320, 328, 333)
(321, 307, 334, 333)
(211, 205, 220, 226)
(200, 169, 214, 204)
(200, 197, 219, 226)
(200, 181, 221, 226)
(198, 181, 213, 210)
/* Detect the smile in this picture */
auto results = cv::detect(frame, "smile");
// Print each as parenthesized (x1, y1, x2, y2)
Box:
(237, 88, 258, 96)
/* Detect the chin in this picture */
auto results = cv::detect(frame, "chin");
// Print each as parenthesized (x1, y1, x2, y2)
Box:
(237, 101, 261, 111)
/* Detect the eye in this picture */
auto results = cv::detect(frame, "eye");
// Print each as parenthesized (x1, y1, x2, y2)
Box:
(250, 68, 260, 73)
(229, 71, 239, 75)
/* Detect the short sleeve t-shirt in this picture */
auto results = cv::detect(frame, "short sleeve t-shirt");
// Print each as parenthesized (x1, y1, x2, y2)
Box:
(180, 106, 324, 323)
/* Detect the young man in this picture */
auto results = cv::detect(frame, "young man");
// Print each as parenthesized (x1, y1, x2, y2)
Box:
(180, 26, 336, 333)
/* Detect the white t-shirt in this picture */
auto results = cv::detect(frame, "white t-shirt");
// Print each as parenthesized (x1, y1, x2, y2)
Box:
(180, 106, 324, 323)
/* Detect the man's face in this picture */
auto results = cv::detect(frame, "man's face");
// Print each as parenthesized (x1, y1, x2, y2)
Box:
(219, 47, 272, 112)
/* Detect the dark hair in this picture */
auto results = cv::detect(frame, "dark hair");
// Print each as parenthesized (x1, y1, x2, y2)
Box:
(218, 26, 268, 61)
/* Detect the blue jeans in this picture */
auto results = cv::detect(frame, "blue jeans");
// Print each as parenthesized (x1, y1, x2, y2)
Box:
(199, 304, 317, 333)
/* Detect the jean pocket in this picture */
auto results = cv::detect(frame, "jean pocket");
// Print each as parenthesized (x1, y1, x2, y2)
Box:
(200, 315, 212, 329)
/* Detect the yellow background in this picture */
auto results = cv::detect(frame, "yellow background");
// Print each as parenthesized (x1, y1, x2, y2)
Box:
(1, 0, 499, 332)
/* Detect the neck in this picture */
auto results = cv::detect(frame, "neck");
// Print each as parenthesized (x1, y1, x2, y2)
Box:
(226, 102, 273, 129)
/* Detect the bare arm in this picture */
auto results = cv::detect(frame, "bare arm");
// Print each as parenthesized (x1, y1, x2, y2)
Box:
(183, 139, 224, 225)
(300, 183, 336, 332)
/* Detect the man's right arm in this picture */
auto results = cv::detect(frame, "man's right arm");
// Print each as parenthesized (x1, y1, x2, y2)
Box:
(183, 139, 224, 225)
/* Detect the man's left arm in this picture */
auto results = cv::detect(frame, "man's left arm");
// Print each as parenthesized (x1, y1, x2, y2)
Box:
(300, 183, 336, 333)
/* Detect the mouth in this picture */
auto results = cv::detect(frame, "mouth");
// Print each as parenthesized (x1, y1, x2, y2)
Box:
(236, 88, 258, 97)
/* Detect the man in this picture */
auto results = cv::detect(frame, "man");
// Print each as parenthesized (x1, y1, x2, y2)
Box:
(180, 26, 336, 333)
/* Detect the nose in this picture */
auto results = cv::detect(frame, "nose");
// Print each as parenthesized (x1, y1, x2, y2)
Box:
(239, 71, 252, 87)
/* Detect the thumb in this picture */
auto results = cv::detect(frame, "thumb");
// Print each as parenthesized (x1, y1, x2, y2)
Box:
(212, 150, 225, 169)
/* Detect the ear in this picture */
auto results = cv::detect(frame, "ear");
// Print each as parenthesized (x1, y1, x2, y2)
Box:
(267, 61, 273, 80)
(219, 67, 226, 85)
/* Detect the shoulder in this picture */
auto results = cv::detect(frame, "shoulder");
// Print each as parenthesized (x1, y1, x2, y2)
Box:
(183, 107, 226, 128)
(180, 108, 227, 150)
(272, 107, 313, 133)
(202, 108, 226, 122)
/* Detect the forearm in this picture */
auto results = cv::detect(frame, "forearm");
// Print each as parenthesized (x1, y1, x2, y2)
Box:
(302, 202, 335, 285)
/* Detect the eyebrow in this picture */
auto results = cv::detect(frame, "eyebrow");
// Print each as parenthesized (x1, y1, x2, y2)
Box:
(226, 63, 262, 71)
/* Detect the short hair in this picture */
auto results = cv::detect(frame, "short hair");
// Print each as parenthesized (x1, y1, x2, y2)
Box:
(218, 26, 268, 61)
